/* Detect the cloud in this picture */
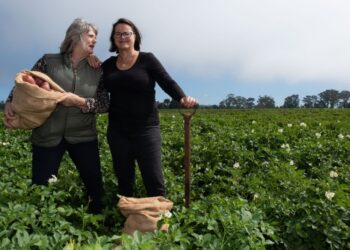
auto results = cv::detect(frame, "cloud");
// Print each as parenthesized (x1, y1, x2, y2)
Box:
(1, 0, 350, 104)
(144, 0, 350, 86)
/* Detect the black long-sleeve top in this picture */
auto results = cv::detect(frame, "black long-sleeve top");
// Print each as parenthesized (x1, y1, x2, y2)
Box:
(102, 52, 186, 127)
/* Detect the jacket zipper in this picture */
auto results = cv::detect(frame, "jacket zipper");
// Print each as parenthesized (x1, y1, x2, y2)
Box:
(72, 68, 77, 93)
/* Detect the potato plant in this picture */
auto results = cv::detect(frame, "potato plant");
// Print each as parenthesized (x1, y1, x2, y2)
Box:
(0, 109, 349, 249)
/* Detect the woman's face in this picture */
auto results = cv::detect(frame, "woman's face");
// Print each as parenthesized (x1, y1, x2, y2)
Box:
(80, 27, 97, 55)
(113, 23, 135, 51)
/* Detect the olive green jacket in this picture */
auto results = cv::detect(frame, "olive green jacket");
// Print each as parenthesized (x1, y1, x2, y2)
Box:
(32, 53, 102, 147)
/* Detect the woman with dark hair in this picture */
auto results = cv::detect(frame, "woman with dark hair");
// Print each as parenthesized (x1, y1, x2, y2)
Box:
(3, 18, 109, 214)
(95, 18, 198, 197)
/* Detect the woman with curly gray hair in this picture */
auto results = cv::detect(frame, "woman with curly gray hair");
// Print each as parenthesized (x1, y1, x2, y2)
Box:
(4, 18, 109, 214)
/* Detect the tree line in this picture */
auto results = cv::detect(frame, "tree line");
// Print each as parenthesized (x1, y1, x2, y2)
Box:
(1, 89, 349, 111)
(158, 89, 350, 109)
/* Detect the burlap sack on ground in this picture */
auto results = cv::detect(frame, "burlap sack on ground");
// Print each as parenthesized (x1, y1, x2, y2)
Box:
(7, 70, 66, 129)
(117, 196, 173, 235)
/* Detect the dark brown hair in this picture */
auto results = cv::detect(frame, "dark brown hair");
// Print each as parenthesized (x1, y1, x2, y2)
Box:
(109, 18, 141, 53)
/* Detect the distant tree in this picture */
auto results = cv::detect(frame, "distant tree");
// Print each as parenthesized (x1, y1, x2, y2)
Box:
(338, 90, 350, 108)
(256, 95, 275, 108)
(302, 95, 319, 108)
(219, 94, 235, 108)
(163, 98, 171, 108)
(318, 89, 339, 108)
(233, 96, 247, 108)
(219, 94, 255, 108)
(283, 94, 300, 108)
(157, 98, 171, 108)
(317, 100, 328, 108)
(0, 101, 4, 111)
(245, 97, 255, 109)
(169, 99, 180, 109)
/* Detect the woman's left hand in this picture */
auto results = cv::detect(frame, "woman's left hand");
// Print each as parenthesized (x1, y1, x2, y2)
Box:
(180, 96, 198, 108)
(3, 102, 16, 128)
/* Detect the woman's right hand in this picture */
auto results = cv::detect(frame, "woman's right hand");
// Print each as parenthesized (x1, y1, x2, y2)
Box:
(3, 102, 16, 128)
(55, 92, 87, 109)
(180, 96, 198, 108)
(87, 54, 102, 69)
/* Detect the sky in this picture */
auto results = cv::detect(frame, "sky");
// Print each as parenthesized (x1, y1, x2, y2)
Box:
(1, 0, 350, 106)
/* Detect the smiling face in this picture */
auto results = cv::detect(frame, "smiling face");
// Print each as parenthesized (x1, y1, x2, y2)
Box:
(113, 23, 135, 52)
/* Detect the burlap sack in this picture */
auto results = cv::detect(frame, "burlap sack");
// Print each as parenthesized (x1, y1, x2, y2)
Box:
(7, 70, 66, 129)
(117, 196, 173, 235)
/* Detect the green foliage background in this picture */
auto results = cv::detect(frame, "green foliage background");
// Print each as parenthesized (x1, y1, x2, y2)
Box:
(0, 109, 349, 249)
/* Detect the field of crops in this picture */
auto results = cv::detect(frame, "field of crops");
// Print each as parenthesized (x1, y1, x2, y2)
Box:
(1, 109, 350, 249)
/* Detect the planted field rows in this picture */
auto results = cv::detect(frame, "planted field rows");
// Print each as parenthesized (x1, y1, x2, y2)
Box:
(1, 109, 349, 249)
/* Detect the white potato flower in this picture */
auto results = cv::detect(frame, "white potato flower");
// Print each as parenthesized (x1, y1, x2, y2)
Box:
(281, 143, 290, 152)
(300, 122, 307, 127)
(164, 210, 172, 218)
(233, 162, 240, 169)
(329, 171, 338, 178)
(338, 134, 344, 140)
(48, 175, 58, 184)
(315, 133, 321, 139)
(325, 191, 335, 201)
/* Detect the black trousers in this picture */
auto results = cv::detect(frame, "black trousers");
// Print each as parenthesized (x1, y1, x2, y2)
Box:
(32, 139, 103, 213)
(107, 124, 165, 197)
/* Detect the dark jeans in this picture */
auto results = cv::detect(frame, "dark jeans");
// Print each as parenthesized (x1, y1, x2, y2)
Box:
(32, 139, 103, 213)
(107, 124, 165, 197)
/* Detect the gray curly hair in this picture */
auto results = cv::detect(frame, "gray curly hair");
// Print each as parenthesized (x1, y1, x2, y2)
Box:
(60, 18, 98, 54)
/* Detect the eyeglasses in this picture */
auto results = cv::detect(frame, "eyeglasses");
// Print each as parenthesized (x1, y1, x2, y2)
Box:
(113, 32, 134, 38)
